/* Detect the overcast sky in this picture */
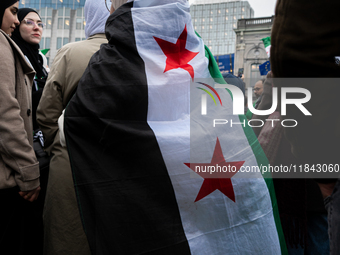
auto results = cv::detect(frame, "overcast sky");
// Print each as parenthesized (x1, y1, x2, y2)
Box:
(246, 0, 276, 17)
(189, 0, 277, 18)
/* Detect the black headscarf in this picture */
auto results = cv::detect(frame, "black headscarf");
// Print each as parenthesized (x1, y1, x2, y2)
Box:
(11, 8, 47, 80)
(11, 8, 47, 130)
(0, 0, 18, 28)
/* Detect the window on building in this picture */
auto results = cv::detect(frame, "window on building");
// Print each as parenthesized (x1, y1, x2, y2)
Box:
(242, 7, 245, 12)
(76, 18, 82, 29)
(75, 38, 81, 42)
(77, 8, 83, 17)
(57, 37, 62, 49)
(225, 17, 228, 20)
(39, 38, 44, 49)
(63, 38, 69, 46)
(47, 8, 53, 17)
(45, 38, 51, 49)
(226, 9, 229, 13)
(58, 18, 63, 29)
(251, 63, 262, 81)
(58, 8, 64, 17)
(64, 19, 70, 29)
(46, 18, 52, 29)
(40, 8, 46, 16)
(65, 8, 71, 17)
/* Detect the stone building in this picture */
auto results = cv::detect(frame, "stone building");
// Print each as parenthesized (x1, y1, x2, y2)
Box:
(234, 16, 274, 88)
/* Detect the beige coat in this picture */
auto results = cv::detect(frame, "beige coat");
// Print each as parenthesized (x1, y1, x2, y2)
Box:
(37, 34, 107, 255)
(0, 30, 39, 192)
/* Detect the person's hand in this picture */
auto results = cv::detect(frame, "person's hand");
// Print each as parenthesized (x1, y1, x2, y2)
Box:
(19, 186, 41, 202)
(318, 182, 336, 199)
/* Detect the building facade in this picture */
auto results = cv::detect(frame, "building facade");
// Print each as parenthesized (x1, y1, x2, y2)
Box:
(234, 16, 273, 88)
(191, 0, 254, 56)
(19, 0, 86, 64)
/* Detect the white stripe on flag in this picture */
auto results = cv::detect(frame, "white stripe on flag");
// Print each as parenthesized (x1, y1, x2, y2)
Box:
(132, 1, 281, 254)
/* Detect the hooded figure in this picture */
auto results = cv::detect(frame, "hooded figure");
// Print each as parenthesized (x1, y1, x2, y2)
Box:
(62, 0, 283, 254)
(36, 0, 111, 254)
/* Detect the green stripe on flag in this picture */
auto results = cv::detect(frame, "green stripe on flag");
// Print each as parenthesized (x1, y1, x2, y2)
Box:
(40, 48, 50, 55)
(204, 43, 288, 255)
(240, 113, 288, 255)
(261, 37, 271, 48)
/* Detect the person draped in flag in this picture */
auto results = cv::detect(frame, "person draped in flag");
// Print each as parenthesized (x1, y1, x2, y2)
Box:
(61, 0, 286, 254)
(36, 0, 110, 254)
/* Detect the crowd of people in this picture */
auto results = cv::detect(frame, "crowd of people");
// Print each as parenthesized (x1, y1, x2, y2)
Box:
(1, 0, 339, 254)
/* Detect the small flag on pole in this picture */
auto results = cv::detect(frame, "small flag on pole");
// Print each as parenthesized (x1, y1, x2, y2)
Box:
(261, 37, 271, 58)
(40, 48, 50, 55)
(259, 60, 271, 75)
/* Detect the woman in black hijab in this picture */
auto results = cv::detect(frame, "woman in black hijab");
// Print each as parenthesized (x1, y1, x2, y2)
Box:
(12, 8, 48, 131)
(10, 8, 50, 255)
(0, 0, 18, 32)
(1, 1, 42, 254)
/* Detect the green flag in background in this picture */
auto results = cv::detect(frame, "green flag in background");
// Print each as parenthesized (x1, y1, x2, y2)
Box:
(40, 48, 50, 55)
(262, 37, 271, 58)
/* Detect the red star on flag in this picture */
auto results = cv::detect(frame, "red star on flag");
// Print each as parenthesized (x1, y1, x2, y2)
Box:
(154, 25, 199, 80)
(184, 138, 245, 202)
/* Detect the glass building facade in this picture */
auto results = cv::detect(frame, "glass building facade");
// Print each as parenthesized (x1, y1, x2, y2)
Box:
(19, 0, 86, 65)
(191, 0, 254, 56)
(18, 0, 253, 64)
(19, 0, 85, 9)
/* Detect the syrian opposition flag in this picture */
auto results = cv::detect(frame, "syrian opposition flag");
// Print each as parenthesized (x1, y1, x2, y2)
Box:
(262, 36, 271, 58)
(64, 0, 287, 254)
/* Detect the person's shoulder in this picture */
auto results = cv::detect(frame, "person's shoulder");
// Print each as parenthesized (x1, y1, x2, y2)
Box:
(0, 30, 12, 50)
(0, 31, 14, 60)
(58, 35, 107, 57)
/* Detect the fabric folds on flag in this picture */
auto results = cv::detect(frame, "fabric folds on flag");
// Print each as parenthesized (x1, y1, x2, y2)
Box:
(64, 1, 286, 254)
(259, 60, 271, 75)
(40, 48, 50, 55)
(262, 36, 271, 58)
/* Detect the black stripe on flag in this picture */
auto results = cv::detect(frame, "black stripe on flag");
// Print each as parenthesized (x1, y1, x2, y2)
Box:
(65, 2, 191, 255)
